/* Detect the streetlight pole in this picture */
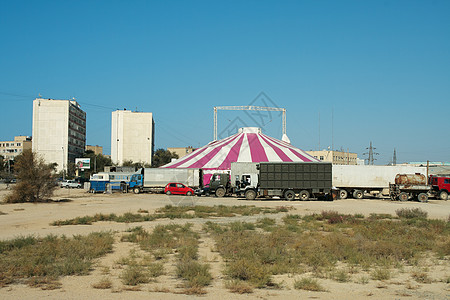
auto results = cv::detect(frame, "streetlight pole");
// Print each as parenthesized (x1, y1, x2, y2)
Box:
(62, 146, 65, 180)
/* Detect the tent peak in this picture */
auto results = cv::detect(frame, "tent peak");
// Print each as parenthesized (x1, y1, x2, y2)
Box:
(238, 127, 261, 134)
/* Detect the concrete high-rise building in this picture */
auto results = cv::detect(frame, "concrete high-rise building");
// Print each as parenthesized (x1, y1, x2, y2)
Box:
(111, 110, 155, 166)
(32, 98, 86, 173)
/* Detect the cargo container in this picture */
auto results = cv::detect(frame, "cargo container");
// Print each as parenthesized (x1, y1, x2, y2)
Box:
(332, 165, 427, 199)
(128, 168, 202, 194)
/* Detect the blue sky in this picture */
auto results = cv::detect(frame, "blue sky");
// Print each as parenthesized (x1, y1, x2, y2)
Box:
(1, 0, 449, 165)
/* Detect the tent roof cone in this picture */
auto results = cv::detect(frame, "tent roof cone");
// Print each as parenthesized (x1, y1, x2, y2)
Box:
(161, 127, 319, 183)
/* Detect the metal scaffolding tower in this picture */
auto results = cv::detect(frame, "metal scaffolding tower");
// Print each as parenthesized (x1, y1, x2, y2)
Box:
(213, 106, 286, 141)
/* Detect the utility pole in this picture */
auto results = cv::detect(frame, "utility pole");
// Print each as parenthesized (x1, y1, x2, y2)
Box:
(363, 141, 379, 165)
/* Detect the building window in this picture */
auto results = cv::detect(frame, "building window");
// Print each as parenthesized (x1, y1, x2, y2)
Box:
(320, 156, 324, 160)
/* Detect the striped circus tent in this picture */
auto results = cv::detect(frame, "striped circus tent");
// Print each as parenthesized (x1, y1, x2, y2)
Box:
(161, 127, 319, 184)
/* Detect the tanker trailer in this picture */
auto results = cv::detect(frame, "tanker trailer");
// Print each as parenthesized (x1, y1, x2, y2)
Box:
(389, 173, 431, 202)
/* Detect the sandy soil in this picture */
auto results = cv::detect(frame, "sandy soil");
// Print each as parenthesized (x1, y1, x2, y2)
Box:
(0, 185, 449, 300)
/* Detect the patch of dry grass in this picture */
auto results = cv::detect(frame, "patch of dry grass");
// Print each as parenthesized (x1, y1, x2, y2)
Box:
(0, 232, 114, 288)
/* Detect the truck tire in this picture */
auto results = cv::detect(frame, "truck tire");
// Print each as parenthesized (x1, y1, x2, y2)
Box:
(398, 192, 408, 201)
(353, 190, 364, 199)
(418, 193, 428, 203)
(215, 187, 226, 197)
(284, 190, 295, 201)
(133, 187, 140, 194)
(339, 189, 348, 199)
(439, 190, 448, 200)
(299, 190, 310, 201)
(245, 189, 257, 200)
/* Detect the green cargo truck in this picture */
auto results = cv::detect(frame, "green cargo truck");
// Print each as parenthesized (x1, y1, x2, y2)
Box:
(233, 162, 333, 201)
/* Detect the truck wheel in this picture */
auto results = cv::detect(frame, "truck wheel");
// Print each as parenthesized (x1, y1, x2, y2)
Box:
(299, 190, 310, 201)
(353, 190, 364, 199)
(284, 190, 295, 201)
(215, 187, 226, 197)
(418, 193, 428, 203)
(339, 189, 348, 199)
(245, 189, 257, 200)
(398, 192, 408, 201)
(133, 187, 140, 194)
(439, 190, 448, 200)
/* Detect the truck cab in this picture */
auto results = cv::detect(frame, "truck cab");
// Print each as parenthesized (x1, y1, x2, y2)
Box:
(429, 175, 450, 200)
(234, 173, 259, 199)
(128, 173, 144, 194)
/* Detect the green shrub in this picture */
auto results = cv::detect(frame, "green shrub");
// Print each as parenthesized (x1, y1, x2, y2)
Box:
(176, 259, 212, 287)
(371, 268, 391, 281)
(226, 258, 271, 287)
(121, 264, 150, 286)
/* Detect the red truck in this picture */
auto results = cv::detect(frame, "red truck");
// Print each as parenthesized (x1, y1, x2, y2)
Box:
(429, 175, 450, 200)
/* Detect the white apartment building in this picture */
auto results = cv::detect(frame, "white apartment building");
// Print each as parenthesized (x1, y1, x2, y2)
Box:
(0, 136, 32, 160)
(111, 110, 155, 166)
(32, 98, 86, 173)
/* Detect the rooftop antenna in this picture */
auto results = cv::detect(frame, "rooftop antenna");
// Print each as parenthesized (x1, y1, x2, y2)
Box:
(393, 148, 397, 166)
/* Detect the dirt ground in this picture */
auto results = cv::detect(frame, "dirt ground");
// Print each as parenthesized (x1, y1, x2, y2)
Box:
(0, 185, 449, 300)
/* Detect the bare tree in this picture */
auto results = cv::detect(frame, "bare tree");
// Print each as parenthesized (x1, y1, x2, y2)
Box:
(5, 150, 58, 203)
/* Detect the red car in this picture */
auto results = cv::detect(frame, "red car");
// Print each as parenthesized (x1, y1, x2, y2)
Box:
(164, 183, 194, 196)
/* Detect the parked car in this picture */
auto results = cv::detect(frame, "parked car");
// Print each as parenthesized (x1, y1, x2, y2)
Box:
(59, 180, 82, 189)
(164, 182, 194, 196)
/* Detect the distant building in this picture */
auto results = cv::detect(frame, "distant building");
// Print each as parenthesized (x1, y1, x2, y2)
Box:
(111, 110, 155, 166)
(167, 146, 196, 159)
(86, 145, 103, 155)
(0, 136, 32, 160)
(306, 150, 358, 165)
(32, 98, 86, 173)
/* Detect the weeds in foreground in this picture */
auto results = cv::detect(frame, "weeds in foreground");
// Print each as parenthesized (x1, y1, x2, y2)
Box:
(411, 270, 432, 283)
(0, 232, 114, 288)
(121, 264, 151, 286)
(92, 277, 113, 289)
(225, 279, 254, 293)
(294, 277, 326, 292)
(396, 208, 428, 219)
(122, 223, 212, 293)
(371, 268, 391, 281)
(205, 211, 449, 289)
(51, 205, 287, 226)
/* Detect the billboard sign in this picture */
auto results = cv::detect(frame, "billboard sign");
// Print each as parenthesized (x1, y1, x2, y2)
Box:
(75, 158, 91, 170)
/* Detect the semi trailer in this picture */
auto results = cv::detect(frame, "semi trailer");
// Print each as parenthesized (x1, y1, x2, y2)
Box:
(232, 162, 333, 200)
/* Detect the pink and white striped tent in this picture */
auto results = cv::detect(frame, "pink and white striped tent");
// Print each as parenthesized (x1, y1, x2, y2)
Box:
(161, 127, 319, 184)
